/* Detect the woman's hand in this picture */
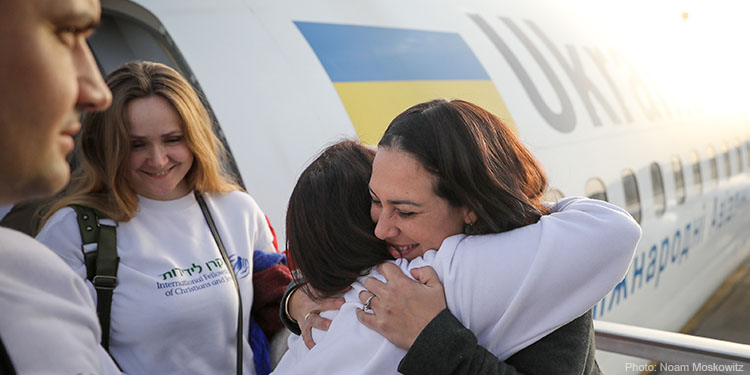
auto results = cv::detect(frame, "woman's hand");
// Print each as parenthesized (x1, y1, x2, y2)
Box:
(355, 263, 446, 350)
(288, 285, 347, 349)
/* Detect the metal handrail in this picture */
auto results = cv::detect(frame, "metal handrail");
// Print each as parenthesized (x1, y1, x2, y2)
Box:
(594, 320, 750, 368)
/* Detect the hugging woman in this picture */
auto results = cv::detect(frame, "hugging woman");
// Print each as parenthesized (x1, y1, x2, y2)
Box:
(275, 99, 640, 374)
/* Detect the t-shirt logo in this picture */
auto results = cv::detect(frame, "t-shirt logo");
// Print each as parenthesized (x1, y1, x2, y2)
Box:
(229, 254, 250, 279)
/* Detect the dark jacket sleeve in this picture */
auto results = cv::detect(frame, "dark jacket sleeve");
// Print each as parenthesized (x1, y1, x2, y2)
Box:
(398, 309, 601, 375)
(279, 280, 302, 335)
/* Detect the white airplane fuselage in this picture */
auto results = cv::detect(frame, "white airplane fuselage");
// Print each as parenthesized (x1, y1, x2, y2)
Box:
(95, 0, 750, 372)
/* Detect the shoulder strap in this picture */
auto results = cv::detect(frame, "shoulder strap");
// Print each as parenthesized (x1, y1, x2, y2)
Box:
(70, 205, 119, 351)
(194, 191, 243, 375)
(71, 205, 100, 280)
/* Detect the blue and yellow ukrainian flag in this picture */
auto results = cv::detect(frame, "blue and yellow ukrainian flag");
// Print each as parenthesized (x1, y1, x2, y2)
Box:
(295, 22, 516, 145)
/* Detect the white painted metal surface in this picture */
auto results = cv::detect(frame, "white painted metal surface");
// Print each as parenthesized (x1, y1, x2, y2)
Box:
(95, 1, 750, 372)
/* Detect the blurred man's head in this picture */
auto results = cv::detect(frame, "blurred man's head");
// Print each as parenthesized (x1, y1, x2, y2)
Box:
(0, 0, 111, 205)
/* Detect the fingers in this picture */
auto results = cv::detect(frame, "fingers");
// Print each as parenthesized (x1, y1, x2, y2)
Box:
(300, 311, 333, 349)
(302, 323, 316, 349)
(410, 265, 440, 285)
(362, 275, 386, 295)
(377, 262, 410, 282)
(364, 263, 420, 301)
(358, 290, 380, 312)
(358, 289, 372, 304)
(300, 312, 316, 349)
(307, 312, 332, 331)
(355, 307, 377, 330)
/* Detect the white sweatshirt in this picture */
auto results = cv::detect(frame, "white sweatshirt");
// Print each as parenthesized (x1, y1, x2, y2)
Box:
(0, 227, 120, 375)
(273, 197, 641, 375)
(36, 191, 275, 375)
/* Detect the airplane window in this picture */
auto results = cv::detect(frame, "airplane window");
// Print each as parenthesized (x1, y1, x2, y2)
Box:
(543, 188, 564, 202)
(585, 178, 608, 201)
(707, 146, 718, 187)
(672, 156, 686, 205)
(650, 163, 666, 217)
(721, 143, 731, 178)
(690, 151, 702, 195)
(622, 169, 641, 224)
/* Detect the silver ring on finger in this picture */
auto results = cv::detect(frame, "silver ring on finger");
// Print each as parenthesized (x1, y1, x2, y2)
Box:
(363, 294, 376, 312)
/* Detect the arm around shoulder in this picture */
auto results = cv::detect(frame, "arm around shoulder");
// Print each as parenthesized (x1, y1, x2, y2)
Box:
(441, 197, 641, 359)
(545, 197, 642, 291)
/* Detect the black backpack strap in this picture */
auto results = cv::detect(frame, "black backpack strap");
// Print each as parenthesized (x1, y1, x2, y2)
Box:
(70, 205, 119, 351)
(0, 333, 16, 375)
(71, 205, 100, 280)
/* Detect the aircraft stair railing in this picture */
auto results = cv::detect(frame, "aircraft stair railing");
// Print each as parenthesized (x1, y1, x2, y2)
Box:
(594, 320, 750, 369)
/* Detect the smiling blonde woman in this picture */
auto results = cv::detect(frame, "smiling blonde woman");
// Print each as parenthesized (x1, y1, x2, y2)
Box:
(37, 61, 289, 375)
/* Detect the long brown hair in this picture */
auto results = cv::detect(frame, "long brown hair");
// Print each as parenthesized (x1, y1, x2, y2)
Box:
(286, 140, 390, 297)
(379, 99, 549, 234)
(41, 61, 239, 224)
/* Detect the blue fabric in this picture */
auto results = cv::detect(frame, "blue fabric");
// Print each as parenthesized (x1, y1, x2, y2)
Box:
(253, 250, 287, 272)
(249, 250, 286, 375)
(249, 315, 272, 375)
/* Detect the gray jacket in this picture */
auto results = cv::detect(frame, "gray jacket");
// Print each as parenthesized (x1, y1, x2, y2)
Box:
(399, 309, 602, 375)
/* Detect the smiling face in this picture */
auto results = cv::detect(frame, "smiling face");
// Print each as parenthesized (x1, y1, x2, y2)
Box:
(369, 148, 473, 261)
(124, 95, 194, 201)
(0, 0, 111, 204)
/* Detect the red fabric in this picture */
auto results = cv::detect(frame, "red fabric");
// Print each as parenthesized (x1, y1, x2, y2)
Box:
(264, 216, 279, 252)
(285, 248, 297, 273)
(252, 263, 293, 336)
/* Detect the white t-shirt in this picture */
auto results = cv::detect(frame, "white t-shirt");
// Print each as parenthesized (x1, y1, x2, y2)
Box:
(0, 227, 120, 375)
(273, 197, 641, 375)
(36, 191, 275, 375)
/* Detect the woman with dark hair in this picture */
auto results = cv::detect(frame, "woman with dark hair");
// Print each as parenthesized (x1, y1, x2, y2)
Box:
(374, 99, 549, 239)
(285, 141, 388, 297)
(275, 98, 640, 374)
(357, 99, 615, 374)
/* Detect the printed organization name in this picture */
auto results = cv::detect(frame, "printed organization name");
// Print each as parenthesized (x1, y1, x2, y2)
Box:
(156, 270, 228, 289)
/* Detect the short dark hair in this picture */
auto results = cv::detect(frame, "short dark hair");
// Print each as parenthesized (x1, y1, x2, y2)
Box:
(286, 140, 391, 297)
(378, 99, 549, 234)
